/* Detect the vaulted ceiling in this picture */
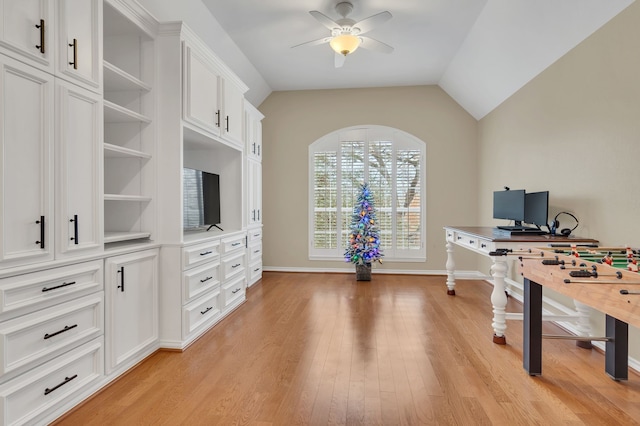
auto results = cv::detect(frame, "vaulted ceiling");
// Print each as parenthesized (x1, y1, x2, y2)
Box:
(201, 0, 633, 119)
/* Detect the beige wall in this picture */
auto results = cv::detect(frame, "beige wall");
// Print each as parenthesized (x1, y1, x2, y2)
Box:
(478, 2, 640, 357)
(259, 86, 478, 272)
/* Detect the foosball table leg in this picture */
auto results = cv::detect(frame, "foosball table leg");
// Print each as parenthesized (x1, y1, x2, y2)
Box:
(605, 315, 628, 381)
(523, 278, 542, 375)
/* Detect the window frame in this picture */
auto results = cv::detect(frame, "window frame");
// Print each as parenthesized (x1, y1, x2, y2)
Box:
(308, 125, 426, 262)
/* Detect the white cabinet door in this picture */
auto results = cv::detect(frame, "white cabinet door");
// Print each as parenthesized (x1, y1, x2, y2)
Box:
(248, 159, 262, 226)
(55, 79, 103, 257)
(222, 80, 243, 145)
(105, 249, 158, 374)
(0, 0, 54, 72)
(182, 42, 221, 136)
(0, 55, 54, 268)
(56, 0, 102, 92)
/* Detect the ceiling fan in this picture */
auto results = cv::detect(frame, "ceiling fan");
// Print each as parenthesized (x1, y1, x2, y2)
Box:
(292, 1, 394, 68)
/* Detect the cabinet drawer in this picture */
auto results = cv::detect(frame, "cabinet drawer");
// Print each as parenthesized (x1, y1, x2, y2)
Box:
(183, 262, 220, 304)
(222, 274, 245, 310)
(0, 338, 103, 426)
(248, 261, 262, 283)
(183, 290, 221, 337)
(0, 260, 103, 320)
(0, 293, 103, 380)
(248, 242, 262, 264)
(183, 240, 220, 269)
(221, 233, 246, 255)
(221, 252, 245, 281)
(455, 233, 479, 250)
(248, 228, 262, 243)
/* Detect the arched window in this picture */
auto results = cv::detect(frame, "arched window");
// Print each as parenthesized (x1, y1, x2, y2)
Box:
(309, 125, 426, 262)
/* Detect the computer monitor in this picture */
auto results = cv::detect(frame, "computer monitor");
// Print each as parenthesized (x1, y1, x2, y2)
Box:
(524, 191, 549, 228)
(493, 189, 525, 226)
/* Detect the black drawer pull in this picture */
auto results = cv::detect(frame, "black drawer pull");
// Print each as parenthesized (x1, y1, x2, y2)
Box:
(35, 19, 45, 53)
(44, 324, 78, 340)
(44, 374, 77, 396)
(231, 242, 241, 247)
(469, 240, 475, 244)
(201, 306, 213, 315)
(200, 276, 213, 283)
(70, 214, 78, 244)
(200, 251, 212, 256)
(253, 233, 260, 237)
(232, 263, 241, 268)
(232, 288, 241, 294)
(68, 38, 77, 69)
(253, 249, 260, 254)
(254, 267, 260, 272)
(42, 281, 76, 292)
(481, 243, 487, 248)
(35, 215, 45, 248)
(457, 236, 462, 240)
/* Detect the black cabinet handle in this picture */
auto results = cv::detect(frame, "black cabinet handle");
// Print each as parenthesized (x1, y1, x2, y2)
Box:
(117, 266, 125, 292)
(232, 263, 241, 268)
(200, 251, 212, 256)
(44, 374, 77, 396)
(231, 288, 241, 294)
(225, 115, 229, 132)
(252, 209, 256, 221)
(215, 110, 220, 127)
(201, 306, 212, 315)
(42, 281, 76, 292)
(69, 38, 77, 69)
(481, 243, 487, 248)
(469, 240, 475, 244)
(35, 19, 45, 53)
(252, 142, 256, 154)
(253, 249, 260, 254)
(44, 324, 78, 340)
(457, 236, 462, 240)
(232, 242, 241, 247)
(257, 145, 260, 156)
(70, 214, 78, 244)
(35, 216, 45, 248)
(200, 276, 212, 283)
(254, 267, 260, 272)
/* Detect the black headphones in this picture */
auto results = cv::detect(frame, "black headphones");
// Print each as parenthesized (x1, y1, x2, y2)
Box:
(550, 212, 579, 236)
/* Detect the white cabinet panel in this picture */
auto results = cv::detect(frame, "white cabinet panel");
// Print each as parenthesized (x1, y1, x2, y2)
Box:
(248, 159, 262, 226)
(105, 249, 158, 374)
(182, 43, 221, 136)
(0, 0, 54, 72)
(0, 55, 54, 268)
(56, 0, 102, 91)
(55, 79, 103, 257)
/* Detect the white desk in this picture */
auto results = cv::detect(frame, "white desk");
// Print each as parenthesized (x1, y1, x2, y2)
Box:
(444, 226, 598, 344)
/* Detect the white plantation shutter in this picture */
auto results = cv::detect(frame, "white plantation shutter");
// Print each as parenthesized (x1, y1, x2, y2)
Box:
(309, 126, 425, 261)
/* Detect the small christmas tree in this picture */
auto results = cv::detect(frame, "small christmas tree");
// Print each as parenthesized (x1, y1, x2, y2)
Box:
(344, 182, 383, 267)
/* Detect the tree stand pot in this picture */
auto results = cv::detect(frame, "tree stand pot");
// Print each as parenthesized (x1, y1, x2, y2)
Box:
(356, 263, 372, 281)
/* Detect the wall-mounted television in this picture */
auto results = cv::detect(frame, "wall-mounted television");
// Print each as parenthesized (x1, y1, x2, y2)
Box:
(183, 167, 221, 231)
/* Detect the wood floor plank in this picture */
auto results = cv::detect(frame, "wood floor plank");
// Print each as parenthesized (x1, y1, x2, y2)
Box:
(55, 273, 640, 425)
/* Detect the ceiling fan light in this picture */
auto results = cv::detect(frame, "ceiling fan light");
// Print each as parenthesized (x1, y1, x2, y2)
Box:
(330, 34, 360, 56)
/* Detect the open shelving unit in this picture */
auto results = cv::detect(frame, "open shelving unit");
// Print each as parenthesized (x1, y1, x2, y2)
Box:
(103, 0, 157, 246)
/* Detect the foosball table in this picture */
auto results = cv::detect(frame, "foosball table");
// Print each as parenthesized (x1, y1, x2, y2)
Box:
(515, 245, 640, 380)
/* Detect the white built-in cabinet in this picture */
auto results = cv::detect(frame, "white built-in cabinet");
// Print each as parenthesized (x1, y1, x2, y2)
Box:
(55, 79, 104, 258)
(0, 0, 263, 422)
(0, 0, 55, 73)
(0, 55, 55, 268)
(56, 0, 102, 92)
(182, 35, 245, 147)
(104, 248, 158, 375)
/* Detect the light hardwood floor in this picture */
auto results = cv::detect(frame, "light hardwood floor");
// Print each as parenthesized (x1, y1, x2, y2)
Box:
(56, 272, 640, 425)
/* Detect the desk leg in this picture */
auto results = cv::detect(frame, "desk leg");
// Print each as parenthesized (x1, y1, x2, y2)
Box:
(490, 257, 508, 344)
(523, 278, 542, 375)
(445, 241, 456, 295)
(605, 315, 628, 381)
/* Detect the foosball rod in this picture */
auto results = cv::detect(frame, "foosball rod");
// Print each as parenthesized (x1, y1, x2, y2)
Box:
(569, 270, 623, 279)
(620, 289, 640, 295)
(564, 278, 640, 285)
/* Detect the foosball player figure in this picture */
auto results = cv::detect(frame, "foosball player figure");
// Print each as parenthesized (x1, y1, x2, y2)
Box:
(602, 252, 614, 266)
(570, 244, 580, 257)
(628, 259, 639, 273)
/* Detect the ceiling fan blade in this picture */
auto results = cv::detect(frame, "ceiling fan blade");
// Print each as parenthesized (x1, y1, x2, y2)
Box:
(291, 37, 332, 49)
(353, 11, 392, 35)
(334, 52, 346, 68)
(359, 36, 394, 54)
(309, 10, 340, 30)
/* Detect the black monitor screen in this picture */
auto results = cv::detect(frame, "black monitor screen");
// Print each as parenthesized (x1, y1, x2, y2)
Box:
(524, 191, 549, 227)
(183, 168, 221, 229)
(493, 189, 525, 223)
